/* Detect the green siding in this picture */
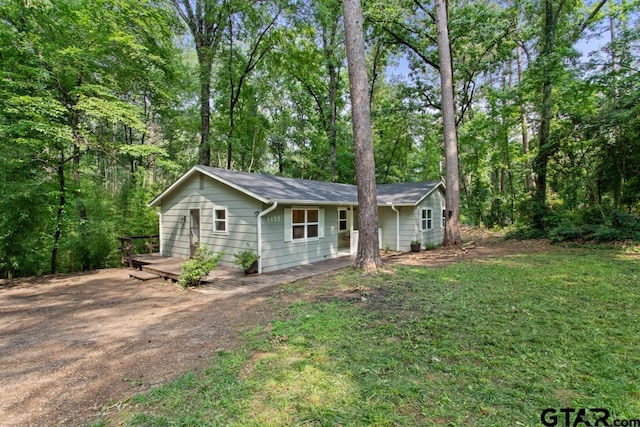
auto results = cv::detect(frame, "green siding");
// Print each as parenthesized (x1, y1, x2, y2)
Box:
(158, 170, 445, 272)
(160, 173, 262, 267)
(377, 188, 446, 252)
(260, 205, 342, 272)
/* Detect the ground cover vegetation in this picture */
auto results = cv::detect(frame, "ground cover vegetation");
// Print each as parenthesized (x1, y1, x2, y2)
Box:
(99, 248, 640, 426)
(1, 0, 639, 278)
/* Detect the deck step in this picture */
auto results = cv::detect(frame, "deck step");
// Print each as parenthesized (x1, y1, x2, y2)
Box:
(129, 270, 161, 281)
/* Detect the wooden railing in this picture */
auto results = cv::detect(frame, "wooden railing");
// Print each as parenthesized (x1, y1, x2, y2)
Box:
(117, 235, 159, 267)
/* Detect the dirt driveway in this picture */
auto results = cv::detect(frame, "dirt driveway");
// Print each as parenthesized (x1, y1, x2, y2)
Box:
(0, 233, 552, 426)
(0, 269, 280, 426)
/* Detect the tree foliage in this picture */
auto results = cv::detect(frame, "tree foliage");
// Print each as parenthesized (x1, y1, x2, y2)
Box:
(1, 0, 639, 277)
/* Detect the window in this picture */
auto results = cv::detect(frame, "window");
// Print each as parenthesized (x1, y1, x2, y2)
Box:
(338, 208, 348, 231)
(213, 207, 227, 233)
(292, 208, 319, 240)
(421, 208, 432, 231)
(442, 209, 446, 228)
(284, 207, 324, 242)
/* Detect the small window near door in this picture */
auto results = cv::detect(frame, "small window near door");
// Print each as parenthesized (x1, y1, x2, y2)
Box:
(442, 209, 446, 228)
(421, 208, 432, 231)
(338, 208, 348, 231)
(213, 207, 228, 233)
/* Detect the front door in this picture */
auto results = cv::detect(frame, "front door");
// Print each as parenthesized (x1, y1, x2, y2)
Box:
(189, 209, 200, 257)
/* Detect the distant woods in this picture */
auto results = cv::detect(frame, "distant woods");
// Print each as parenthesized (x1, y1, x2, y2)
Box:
(1, 0, 639, 278)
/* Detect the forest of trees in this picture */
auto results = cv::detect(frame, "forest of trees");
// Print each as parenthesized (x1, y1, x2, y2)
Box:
(1, 0, 639, 278)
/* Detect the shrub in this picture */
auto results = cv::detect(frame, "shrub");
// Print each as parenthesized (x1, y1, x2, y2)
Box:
(505, 226, 546, 240)
(423, 242, 439, 251)
(233, 244, 259, 271)
(593, 225, 622, 243)
(548, 222, 588, 243)
(178, 246, 225, 289)
(611, 210, 639, 232)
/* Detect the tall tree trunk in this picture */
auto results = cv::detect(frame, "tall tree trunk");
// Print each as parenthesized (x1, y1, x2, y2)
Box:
(227, 14, 235, 169)
(517, 46, 533, 191)
(609, 0, 624, 209)
(321, 17, 341, 180)
(198, 50, 213, 166)
(532, 0, 556, 230)
(342, 0, 382, 272)
(435, 0, 461, 247)
(531, 0, 607, 228)
(71, 106, 90, 270)
(51, 153, 66, 274)
(328, 61, 338, 179)
(172, 0, 229, 167)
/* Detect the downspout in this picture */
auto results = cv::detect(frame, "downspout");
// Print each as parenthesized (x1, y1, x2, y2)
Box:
(157, 211, 163, 255)
(257, 201, 278, 273)
(390, 204, 400, 251)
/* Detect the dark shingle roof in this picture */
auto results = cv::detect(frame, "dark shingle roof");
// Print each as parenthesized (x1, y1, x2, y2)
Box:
(200, 166, 359, 204)
(149, 166, 443, 207)
(377, 182, 441, 205)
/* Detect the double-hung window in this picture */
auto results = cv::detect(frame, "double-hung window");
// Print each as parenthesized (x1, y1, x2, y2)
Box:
(213, 207, 228, 233)
(292, 208, 319, 239)
(420, 208, 432, 231)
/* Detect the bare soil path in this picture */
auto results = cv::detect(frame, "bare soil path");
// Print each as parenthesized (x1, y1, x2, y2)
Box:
(0, 231, 551, 426)
(0, 270, 278, 427)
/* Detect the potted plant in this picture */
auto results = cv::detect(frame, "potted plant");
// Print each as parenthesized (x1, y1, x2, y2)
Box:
(410, 240, 421, 252)
(234, 244, 259, 274)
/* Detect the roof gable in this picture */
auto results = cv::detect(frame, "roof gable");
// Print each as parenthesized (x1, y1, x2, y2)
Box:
(149, 166, 443, 207)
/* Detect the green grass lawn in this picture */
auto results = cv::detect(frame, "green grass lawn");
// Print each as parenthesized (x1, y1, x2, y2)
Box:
(103, 248, 640, 426)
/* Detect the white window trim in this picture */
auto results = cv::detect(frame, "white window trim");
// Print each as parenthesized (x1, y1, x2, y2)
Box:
(441, 208, 446, 228)
(284, 207, 325, 242)
(420, 208, 433, 232)
(212, 206, 229, 235)
(337, 207, 349, 232)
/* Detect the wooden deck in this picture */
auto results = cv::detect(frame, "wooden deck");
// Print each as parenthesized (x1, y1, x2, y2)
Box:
(130, 254, 244, 283)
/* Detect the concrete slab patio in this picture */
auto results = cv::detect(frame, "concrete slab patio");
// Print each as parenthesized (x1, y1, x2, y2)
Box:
(128, 253, 355, 298)
(195, 255, 356, 297)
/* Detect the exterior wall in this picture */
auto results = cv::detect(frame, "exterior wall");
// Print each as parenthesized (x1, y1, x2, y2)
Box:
(259, 205, 343, 273)
(158, 171, 446, 272)
(377, 188, 446, 252)
(160, 173, 262, 267)
(159, 174, 346, 272)
(378, 206, 401, 251)
(414, 188, 446, 247)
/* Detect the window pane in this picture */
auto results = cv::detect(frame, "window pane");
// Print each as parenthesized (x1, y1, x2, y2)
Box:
(292, 209, 305, 224)
(339, 221, 347, 231)
(422, 210, 427, 219)
(293, 225, 305, 239)
(427, 209, 432, 219)
(216, 209, 225, 220)
(307, 209, 318, 222)
(339, 210, 347, 219)
(308, 224, 318, 238)
(215, 221, 226, 231)
(422, 219, 427, 230)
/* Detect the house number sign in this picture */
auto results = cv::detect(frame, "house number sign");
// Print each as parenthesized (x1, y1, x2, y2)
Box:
(265, 215, 281, 223)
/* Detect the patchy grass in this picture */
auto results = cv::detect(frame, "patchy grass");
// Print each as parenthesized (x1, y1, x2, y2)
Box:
(108, 249, 640, 426)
